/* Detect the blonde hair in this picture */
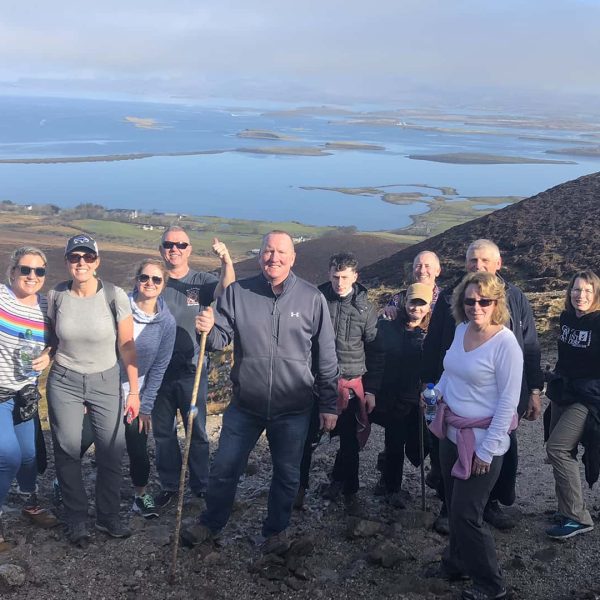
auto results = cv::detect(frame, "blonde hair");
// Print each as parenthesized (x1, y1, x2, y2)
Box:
(451, 271, 509, 326)
(6, 246, 47, 285)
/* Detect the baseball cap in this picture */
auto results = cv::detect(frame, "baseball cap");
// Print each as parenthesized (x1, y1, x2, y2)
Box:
(406, 283, 433, 304)
(65, 234, 99, 256)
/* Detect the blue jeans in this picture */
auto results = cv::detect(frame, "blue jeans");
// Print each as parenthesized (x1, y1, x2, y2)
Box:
(200, 403, 311, 537)
(0, 399, 37, 507)
(152, 372, 209, 495)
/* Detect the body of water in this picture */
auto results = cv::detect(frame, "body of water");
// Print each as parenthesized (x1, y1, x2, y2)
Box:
(0, 96, 598, 230)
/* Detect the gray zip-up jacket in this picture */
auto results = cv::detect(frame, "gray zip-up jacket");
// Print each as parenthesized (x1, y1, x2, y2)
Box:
(207, 272, 339, 418)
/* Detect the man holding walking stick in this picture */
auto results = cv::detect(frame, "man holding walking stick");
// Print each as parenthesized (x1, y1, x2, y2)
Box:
(181, 230, 339, 555)
(153, 226, 235, 508)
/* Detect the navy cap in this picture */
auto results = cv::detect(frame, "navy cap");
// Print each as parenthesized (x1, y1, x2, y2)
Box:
(65, 234, 99, 256)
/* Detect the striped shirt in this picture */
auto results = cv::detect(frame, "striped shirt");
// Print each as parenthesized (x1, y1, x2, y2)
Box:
(0, 283, 48, 391)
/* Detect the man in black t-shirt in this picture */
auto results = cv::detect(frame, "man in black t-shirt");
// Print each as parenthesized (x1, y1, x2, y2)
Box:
(153, 226, 235, 508)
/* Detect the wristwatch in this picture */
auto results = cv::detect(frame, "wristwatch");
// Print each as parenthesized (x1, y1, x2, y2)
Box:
(530, 388, 542, 396)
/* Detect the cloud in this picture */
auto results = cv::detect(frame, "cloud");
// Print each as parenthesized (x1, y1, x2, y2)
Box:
(0, 0, 599, 103)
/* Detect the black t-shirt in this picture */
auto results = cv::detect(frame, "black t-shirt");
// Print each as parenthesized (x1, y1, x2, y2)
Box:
(556, 309, 600, 380)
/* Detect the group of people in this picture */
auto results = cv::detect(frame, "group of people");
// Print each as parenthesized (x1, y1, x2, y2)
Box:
(0, 228, 598, 600)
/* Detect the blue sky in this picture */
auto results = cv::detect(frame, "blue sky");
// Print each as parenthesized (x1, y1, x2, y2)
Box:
(0, 0, 599, 106)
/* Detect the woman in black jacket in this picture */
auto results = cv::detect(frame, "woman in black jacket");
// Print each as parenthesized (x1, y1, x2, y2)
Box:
(546, 270, 600, 540)
(370, 283, 432, 507)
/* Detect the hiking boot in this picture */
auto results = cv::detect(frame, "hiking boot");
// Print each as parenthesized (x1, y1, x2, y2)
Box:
(462, 587, 507, 600)
(261, 530, 291, 556)
(343, 493, 363, 516)
(95, 517, 132, 538)
(373, 476, 389, 496)
(22, 494, 59, 529)
(132, 493, 159, 519)
(321, 480, 342, 502)
(154, 489, 177, 509)
(67, 521, 90, 548)
(52, 479, 63, 507)
(433, 503, 450, 535)
(181, 522, 214, 548)
(483, 500, 516, 530)
(293, 486, 306, 510)
(546, 519, 593, 540)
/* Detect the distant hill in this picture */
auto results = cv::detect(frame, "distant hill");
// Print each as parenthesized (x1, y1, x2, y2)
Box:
(234, 233, 407, 284)
(360, 171, 600, 292)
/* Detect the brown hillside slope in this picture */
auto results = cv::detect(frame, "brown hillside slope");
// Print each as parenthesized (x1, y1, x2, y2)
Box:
(234, 233, 407, 284)
(361, 171, 600, 292)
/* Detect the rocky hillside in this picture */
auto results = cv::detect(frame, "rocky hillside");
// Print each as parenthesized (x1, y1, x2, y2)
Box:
(360, 171, 600, 292)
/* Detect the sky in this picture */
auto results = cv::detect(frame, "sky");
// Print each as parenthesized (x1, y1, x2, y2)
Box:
(0, 0, 599, 108)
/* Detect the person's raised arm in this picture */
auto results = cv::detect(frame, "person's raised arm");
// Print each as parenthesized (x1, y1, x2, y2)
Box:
(212, 237, 235, 299)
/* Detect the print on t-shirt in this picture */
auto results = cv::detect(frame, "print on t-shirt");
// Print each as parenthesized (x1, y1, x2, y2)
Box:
(186, 288, 200, 306)
(560, 324, 592, 349)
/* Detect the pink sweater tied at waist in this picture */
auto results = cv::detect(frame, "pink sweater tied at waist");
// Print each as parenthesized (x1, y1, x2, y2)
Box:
(337, 377, 371, 449)
(429, 401, 518, 480)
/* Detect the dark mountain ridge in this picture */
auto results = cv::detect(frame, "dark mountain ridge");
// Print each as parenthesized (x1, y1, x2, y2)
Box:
(360, 171, 600, 292)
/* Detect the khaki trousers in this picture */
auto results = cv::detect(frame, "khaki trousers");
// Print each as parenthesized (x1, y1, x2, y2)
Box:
(546, 402, 593, 526)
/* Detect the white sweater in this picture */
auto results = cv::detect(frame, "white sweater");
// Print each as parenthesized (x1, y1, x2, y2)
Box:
(436, 323, 523, 464)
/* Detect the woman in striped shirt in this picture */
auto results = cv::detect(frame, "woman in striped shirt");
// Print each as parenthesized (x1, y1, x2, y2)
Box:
(0, 246, 56, 552)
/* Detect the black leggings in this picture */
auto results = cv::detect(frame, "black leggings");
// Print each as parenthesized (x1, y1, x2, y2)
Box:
(80, 413, 150, 489)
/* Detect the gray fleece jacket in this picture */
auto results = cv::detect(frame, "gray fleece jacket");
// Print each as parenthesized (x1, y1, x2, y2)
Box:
(120, 294, 176, 415)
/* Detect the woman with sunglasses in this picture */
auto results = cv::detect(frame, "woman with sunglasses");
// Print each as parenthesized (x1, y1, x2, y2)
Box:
(122, 259, 175, 518)
(545, 270, 600, 541)
(0, 247, 57, 551)
(428, 271, 522, 600)
(46, 234, 138, 547)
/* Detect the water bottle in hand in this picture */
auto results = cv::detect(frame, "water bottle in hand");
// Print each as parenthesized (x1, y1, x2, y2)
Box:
(423, 383, 439, 424)
(18, 329, 42, 378)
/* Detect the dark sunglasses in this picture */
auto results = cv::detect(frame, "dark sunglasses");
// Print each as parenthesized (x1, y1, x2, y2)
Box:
(137, 274, 163, 285)
(66, 252, 97, 264)
(162, 241, 189, 250)
(17, 266, 46, 277)
(464, 298, 496, 307)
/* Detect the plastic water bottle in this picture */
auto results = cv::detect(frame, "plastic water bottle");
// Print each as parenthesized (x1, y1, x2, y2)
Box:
(423, 383, 439, 424)
(18, 329, 42, 377)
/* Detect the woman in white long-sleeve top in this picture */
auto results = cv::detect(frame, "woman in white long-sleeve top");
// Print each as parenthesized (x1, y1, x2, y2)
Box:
(429, 271, 523, 600)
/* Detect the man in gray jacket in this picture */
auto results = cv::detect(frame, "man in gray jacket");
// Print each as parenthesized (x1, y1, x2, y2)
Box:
(182, 230, 338, 554)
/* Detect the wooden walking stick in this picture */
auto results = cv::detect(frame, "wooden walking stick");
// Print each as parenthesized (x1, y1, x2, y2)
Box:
(419, 405, 426, 512)
(168, 331, 208, 584)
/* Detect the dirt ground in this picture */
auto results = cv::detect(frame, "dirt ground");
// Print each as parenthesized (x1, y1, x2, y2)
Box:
(2, 367, 600, 600)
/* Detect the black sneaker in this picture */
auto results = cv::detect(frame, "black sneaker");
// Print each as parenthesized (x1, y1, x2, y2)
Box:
(180, 522, 214, 548)
(95, 518, 132, 538)
(154, 489, 177, 509)
(483, 500, 516, 530)
(132, 493, 159, 519)
(261, 530, 291, 556)
(462, 586, 507, 600)
(67, 521, 90, 548)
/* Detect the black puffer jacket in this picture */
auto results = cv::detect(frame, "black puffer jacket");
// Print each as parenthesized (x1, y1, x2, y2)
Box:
(318, 281, 383, 394)
(371, 317, 427, 422)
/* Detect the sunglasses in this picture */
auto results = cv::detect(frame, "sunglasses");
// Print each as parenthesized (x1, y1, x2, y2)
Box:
(464, 298, 496, 307)
(17, 266, 46, 277)
(162, 241, 189, 250)
(66, 252, 97, 264)
(137, 274, 163, 285)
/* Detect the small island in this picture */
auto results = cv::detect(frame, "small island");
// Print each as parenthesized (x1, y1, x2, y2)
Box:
(236, 146, 330, 156)
(236, 129, 296, 141)
(408, 152, 575, 165)
(124, 116, 166, 130)
(324, 141, 385, 151)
